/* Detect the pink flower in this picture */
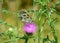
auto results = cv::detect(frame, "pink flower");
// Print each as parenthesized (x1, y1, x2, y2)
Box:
(23, 23, 37, 34)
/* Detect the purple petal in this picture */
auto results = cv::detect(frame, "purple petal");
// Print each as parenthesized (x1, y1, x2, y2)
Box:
(23, 23, 37, 33)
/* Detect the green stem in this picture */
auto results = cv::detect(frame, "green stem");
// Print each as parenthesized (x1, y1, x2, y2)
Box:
(24, 34, 29, 43)
(38, 14, 43, 43)
(25, 38, 28, 43)
(38, 26, 41, 43)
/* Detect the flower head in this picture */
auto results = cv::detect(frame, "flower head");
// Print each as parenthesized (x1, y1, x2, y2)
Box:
(23, 23, 37, 34)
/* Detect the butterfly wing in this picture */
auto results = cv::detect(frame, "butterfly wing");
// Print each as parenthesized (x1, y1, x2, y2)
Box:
(19, 10, 33, 23)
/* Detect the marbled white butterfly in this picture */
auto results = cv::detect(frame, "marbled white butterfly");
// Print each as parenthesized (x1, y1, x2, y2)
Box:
(19, 9, 33, 23)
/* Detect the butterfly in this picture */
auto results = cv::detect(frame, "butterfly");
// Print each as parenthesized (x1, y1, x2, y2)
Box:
(19, 9, 33, 23)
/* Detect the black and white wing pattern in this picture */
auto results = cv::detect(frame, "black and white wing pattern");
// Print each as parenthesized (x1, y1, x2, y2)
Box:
(19, 9, 33, 23)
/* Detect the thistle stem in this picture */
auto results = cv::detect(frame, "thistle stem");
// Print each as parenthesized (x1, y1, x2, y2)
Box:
(25, 38, 28, 43)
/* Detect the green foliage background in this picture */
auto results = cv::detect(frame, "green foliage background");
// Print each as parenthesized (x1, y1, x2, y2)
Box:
(0, 0, 60, 43)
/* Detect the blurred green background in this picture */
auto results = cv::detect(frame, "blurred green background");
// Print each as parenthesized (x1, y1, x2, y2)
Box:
(0, 0, 60, 43)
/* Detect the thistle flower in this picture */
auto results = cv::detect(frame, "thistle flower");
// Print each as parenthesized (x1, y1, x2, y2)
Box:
(23, 23, 37, 34)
